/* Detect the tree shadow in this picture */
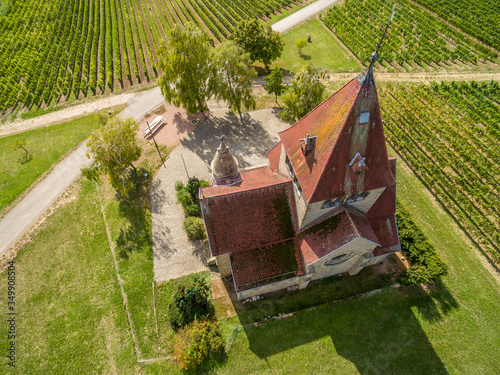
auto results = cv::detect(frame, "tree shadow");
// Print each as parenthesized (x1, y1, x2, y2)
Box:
(192, 239, 210, 265)
(413, 279, 459, 323)
(299, 54, 311, 61)
(19, 154, 33, 164)
(180, 111, 279, 169)
(115, 168, 153, 259)
(173, 111, 205, 134)
(242, 284, 455, 374)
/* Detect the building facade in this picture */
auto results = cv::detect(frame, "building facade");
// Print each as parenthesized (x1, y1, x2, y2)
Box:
(200, 65, 400, 301)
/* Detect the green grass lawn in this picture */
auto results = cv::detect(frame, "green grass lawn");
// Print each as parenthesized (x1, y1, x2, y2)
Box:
(273, 18, 362, 74)
(0, 114, 100, 213)
(0, 179, 138, 373)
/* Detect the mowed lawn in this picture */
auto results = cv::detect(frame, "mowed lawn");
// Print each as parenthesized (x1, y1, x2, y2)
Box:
(0, 179, 138, 373)
(274, 18, 362, 73)
(0, 132, 499, 373)
(0, 114, 100, 212)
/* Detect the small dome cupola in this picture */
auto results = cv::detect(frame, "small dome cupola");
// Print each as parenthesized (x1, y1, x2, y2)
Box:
(210, 136, 242, 186)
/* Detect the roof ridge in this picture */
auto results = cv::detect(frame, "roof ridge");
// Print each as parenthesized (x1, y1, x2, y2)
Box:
(200, 178, 292, 199)
(308, 83, 362, 202)
(277, 76, 361, 136)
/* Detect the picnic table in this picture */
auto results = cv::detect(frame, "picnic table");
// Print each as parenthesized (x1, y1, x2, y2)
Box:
(143, 115, 165, 138)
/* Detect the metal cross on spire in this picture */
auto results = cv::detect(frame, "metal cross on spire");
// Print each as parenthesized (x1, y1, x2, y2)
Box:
(363, 3, 397, 85)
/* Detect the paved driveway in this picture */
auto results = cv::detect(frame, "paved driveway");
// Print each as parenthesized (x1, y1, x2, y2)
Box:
(151, 109, 289, 282)
(272, 0, 341, 33)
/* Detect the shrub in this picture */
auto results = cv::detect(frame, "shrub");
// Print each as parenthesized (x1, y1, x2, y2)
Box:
(175, 177, 210, 217)
(396, 203, 448, 285)
(168, 273, 214, 330)
(172, 319, 224, 371)
(183, 217, 206, 240)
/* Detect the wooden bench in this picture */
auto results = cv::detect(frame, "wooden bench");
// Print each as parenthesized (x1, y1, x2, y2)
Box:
(143, 115, 164, 138)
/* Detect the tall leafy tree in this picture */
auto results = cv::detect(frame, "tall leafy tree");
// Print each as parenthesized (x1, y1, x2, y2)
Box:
(230, 19, 284, 69)
(211, 41, 256, 118)
(264, 67, 286, 104)
(280, 63, 326, 123)
(157, 23, 214, 114)
(82, 116, 142, 195)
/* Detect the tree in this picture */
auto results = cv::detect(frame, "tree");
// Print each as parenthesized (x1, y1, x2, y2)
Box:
(280, 63, 326, 123)
(82, 116, 142, 195)
(295, 38, 307, 55)
(211, 41, 256, 118)
(10, 138, 29, 159)
(168, 273, 214, 330)
(230, 19, 284, 69)
(157, 23, 214, 114)
(264, 67, 286, 104)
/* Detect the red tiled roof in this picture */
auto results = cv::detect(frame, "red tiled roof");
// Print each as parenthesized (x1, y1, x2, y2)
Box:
(277, 71, 395, 204)
(367, 183, 400, 256)
(200, 176, 297, 256)
(278, 77, 362, 201)
(347, 208, 381, 246)
(230, 239, 305, 291)
(200, 166, 290, 198)
(299, 207, 358, 265)
(267, 141, 282, 173)
(389, 157, 396, 178)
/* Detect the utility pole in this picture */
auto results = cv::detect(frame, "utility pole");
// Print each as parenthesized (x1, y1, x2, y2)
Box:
(146, 120, 165, 168)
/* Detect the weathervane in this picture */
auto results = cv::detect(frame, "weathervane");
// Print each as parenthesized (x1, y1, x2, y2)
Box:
(370, 4, 396, 64)
(363, 3, 396, 86)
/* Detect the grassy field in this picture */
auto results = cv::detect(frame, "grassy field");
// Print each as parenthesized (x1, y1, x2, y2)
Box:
(0, 114, 102, 213)
(274, 18, 362, 74)
(0, 179, 138, 373)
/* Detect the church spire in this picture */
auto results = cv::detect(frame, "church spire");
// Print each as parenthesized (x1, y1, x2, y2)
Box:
(210, 136, 242, 186)
(362, 4, 396, 86)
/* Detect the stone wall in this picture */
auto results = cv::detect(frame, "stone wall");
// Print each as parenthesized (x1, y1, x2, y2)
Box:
(237, 274, 310, 301)
(216, 254, 232, 278)
(307, 237, 377, 281)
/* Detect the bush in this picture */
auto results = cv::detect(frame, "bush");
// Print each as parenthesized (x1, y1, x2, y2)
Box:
(175, 177, 210, 217)
(183, 217, 206, 240)
(172, 319, 224, 371)
(168, 273, 214, 330)
(396, 203, 448, 285)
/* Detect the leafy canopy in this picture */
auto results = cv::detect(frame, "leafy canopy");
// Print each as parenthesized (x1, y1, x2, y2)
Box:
(211, 41, 256, 117)
(264, 67, 286, 104)
(295, 38, 308, 54)
(158, 23, 214, 114)
(168, 273, 215, 330)
(280, 63, 326, 122)
(82, 116, 142, 195)
(230, 19, 284, 68)
(172, 319, 224, 371)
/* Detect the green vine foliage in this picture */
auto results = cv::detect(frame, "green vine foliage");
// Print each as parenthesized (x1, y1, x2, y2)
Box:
(396, 202, 448, 285)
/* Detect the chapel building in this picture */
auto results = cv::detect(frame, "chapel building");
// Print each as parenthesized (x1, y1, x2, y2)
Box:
(199, 62, 400, 301)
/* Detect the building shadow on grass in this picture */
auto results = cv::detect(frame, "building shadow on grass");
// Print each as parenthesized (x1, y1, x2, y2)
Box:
(180, 111, 278, 169)
(240, 282, 457, 374)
